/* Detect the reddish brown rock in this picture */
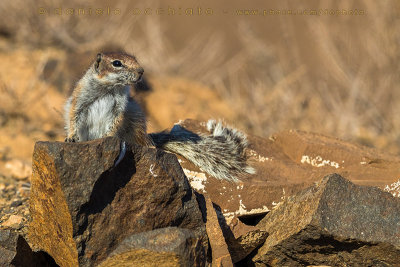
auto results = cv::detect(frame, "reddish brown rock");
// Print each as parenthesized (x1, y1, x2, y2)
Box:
(197, 194, 267, 265)
(176, 119, 400, 223)
(203, 196, 233, 267)
(170, 120, 400, 264)
(28, 137, 208, 267)
(251, 174, 400, 266)
(98, 227, 205, 267)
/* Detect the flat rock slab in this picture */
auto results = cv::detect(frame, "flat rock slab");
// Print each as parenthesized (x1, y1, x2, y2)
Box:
(252, 174, 400, 266)
(176, 120, 400, 223)
(28, 137, 207, 267)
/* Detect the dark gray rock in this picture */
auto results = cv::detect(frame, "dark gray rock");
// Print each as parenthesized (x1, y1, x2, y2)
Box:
(0, 229, 18, 265)
(28, 137, 207, 267)
(252, 173, 400, 266)
(0, 229, 57, 266)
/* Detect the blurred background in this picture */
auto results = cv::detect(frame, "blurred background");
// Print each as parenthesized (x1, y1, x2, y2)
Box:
(0, 0, 399, 178)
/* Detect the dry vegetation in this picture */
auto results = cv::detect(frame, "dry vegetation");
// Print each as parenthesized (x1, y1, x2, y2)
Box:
(0, 0, 399, 161)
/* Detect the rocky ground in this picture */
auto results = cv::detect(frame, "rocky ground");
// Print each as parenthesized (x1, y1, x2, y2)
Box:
(1, 119, 399, 266)
(0, 160, 30, 234)
(0, 1, 399, 264)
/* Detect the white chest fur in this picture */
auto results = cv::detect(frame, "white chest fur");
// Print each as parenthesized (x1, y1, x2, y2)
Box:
(78, 91, 128, 141)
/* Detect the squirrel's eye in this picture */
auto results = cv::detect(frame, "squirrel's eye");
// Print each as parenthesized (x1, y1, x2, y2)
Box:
(112, 60, 122, 67)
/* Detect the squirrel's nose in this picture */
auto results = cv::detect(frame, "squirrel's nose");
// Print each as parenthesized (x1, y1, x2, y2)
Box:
(137, 67, 144, 75)
(133, 67, 144, 82)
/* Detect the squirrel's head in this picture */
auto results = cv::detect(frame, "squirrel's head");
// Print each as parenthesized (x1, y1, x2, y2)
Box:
(93, 52, 144, 86)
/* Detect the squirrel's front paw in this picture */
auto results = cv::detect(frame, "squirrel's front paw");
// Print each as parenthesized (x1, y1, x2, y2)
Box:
(65, 136, 77, 142)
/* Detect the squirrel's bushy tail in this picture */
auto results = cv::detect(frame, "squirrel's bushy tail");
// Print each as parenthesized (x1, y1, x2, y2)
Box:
(150, 120, 255, 182)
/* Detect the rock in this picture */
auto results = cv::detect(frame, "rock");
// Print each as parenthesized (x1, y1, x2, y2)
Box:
(384, 179, 400, 198)
(229, 217, 260, 239)
(0, 229, 57, 266)
(0, 169, 30, 236)
(4, 159, 32, 180)
(0, 229, 19, 265)
(98, 227, 205, 267)
(10, 200, 23, 208)
(202, 196, 233, 266)
(215, 213, 268, 263)
(199, 195, 267, 265)
(230, 228, 268, 263)
(17, 182, 31, 198)
(174, 120, 400, 248)
(28, 137, 208, 267)
(251, 174, 400, 266)
(2, 215, 23, 228)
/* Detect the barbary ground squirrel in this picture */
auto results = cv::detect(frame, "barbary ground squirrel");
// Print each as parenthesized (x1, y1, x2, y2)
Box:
(64, 52, 254, 181)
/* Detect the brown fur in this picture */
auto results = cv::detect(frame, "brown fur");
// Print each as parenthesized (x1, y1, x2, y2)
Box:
(65, 52, 145, 143)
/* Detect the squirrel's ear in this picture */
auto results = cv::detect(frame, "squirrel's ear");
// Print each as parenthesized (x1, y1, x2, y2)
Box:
(95, 53, 102, 72)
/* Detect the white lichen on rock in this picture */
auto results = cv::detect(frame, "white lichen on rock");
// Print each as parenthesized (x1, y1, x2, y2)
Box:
(149, 164, 158, 177)
(236, 184, 244, 190)
(222, 200, 270, 224)
(182, 168, 207, 192)
(271, 188, 286, 209)
(248, 149, 272, 162)
(301, 155, 340, 168)
(384, 179, 400, 197)
(272, 201, 280, 207)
